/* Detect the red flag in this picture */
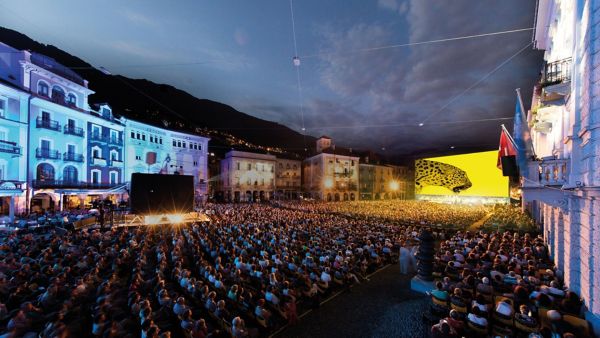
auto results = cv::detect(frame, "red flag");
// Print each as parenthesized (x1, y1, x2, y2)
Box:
(497, 128, 516, 169)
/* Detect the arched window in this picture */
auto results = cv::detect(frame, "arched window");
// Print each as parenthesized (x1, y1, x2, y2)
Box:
(51, 86, 65, 102)
(66, 93, 77, 107)
(63, 166, 78, 183)
(36, 163, 55, 181)
(37, 82, 49, 96)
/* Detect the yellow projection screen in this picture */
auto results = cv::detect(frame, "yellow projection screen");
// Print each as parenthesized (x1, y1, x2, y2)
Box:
(415, 151, 509, 203)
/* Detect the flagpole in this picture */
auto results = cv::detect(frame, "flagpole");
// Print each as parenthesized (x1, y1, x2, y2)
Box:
(515, 88, 537, 158)
(501, 124, 519, 149)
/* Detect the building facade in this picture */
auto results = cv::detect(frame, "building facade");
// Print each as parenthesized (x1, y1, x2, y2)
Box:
(303, 137, 359, 201)
(0, 80, 29, 221)
(123, 119, 210, 204)
(358, 163, 410, 200)
(219, 150, 276, 202)
(275, 157, 302, 199)
(521, 0, 600, 329)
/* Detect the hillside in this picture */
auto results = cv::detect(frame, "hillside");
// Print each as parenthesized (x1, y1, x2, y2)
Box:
(0, 27, 315, 157)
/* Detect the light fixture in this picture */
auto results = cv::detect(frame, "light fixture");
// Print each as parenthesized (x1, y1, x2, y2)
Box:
(390, 181, 399, 191)
(450, 146, 455, 149)
(324, 178, 334, 189)
(418, 123, 424, 127)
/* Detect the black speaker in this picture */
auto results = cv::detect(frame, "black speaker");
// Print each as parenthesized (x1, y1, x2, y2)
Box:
(501, 156, 519, 177)
(130, 173, 194, 214)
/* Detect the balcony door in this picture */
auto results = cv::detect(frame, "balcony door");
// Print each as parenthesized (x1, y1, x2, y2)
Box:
(36, 163, 55, 181)
(67, 144, 75, 156)
(41, 111, 50, 122)
(91, 170, 100, 184)
(63, 166, 78, 183)
(40, 140, 51, 156)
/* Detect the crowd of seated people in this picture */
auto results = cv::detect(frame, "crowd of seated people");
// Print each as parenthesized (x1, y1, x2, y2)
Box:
(0, 202, 444, 337)
(429, 230, 592, 337)
(277, 200, 488, 229)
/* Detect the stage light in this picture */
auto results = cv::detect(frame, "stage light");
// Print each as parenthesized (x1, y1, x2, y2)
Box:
(324, 178, 334, 189)
(418, 123, 424, 127)
(390, 181, 399, 191)
(167, 214, 185, 223)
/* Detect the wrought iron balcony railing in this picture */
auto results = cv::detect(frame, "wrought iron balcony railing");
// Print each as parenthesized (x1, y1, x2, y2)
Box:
(36, 117, 61, 131)
(64, 125, 84, 137)
(541, 58, 572, 87)
(63, 152, 84, 162)
(0, 140, 21, 155)
(36, 148, 60, 160)
(32, 180, 120, 189)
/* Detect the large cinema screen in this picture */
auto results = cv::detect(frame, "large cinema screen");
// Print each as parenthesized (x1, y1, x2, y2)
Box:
(415, 150, 509, 203)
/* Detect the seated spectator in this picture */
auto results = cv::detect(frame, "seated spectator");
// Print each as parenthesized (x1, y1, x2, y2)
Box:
(232, 316, 248, 338)
(495, 299, 513, 318)
(560, 291, 582, 316)
(467, 306, 488, 327)
(431, 281, 449, 301)
(431, 319, 457, 338)
(515, 304, 536, 327)
(173, 297, 188, 316)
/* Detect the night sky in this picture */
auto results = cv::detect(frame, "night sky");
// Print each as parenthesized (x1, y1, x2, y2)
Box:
(1, 0, 543, 156)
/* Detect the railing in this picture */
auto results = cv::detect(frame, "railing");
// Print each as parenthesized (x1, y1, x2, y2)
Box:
(36, 117, 61, 131)
(91, 157, 107, 166)
(0, 140, 21, 155)
(109, 137, 123, 145)
(109, 159, 123, 167)
(89, 133, 107, 142)
(64, 125, 84, 137)
(541, 58, 572, 87)
(32, 180, 120, 189)
(63, 152, 84, 162)
(539, 159, 569, 186)
(36, 148, 60, 159)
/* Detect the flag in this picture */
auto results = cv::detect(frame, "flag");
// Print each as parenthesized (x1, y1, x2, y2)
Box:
(497, 126, 518, 177)
(513, 90, 534, 178)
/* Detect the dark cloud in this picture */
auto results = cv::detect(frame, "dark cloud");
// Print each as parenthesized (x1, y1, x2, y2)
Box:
(306, 0, 543, 156)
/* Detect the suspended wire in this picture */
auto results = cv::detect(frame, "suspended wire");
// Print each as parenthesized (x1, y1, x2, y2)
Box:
(301, 117, 515, 130)
(300, 27, 534, 59)
(289, 0, 306, 150)
(420, 41, 534, 125)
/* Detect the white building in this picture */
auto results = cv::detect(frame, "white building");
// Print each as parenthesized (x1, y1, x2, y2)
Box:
(275, 157, 302, 199)
(303, 137, 359, 201)
(0, 80, 29, 221)
(522, 0, 600, 329)
(123, 119, 210, 204)
(219, 150, 276, 202)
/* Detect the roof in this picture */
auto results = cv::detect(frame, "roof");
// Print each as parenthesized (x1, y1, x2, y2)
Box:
(318, 135, 332, 140)
(30, 53, 85, 86)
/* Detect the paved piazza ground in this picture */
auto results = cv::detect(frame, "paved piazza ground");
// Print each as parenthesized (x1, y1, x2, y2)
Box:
(275, 265, 430, 338)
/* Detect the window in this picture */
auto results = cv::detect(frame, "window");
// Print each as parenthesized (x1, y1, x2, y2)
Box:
(110, 150, 119, 161)
(0, 130, 6, 141)
(247, 163, 251, 170)
(135, 155, 142, 160)
(63, 166, 78, 183)
(237, 162, 240, 170)
(40, 139, 51, 151)
(109, 172, 118, 184)
(51, 86, 65, 101)
(198, 144, 202, 151)
(91, 170, 100, 184)
(177, 141, 182, 147)
(38, 82, 49, 96)
(66, 93, 77, 107)
(131, 131, 135, 138)
(41, 111, 51, 122)
(67, 144, 75, 155)
(182, 142, 186, 148)
(102, 107, 111, 118)
(92, 125, 101, 138)
(0, 163, 4, 180)
(173, 140, 177, 146)
(150, 136, 154, 143)
(136, 133, 140, 139)
(36, 163, 55, 181)
(142, 134, 145, 141)
(67, 119, 75, 129)
(193, 161, 198, 166)
(159, 138, 163, 144)
(0, 98, 5, 117)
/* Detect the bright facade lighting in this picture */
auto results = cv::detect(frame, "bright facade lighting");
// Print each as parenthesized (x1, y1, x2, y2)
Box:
(324, 177, 334, 188)
(390, 180, 400, 191)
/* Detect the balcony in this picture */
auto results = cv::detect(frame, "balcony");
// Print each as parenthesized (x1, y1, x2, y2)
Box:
(109, 136, 123, 145)
(89, 133, 107, 143)
(0, 140, 21, 155)
(32, 180, 120, 189)
(36, 148, 60, 160)
(64, 125, 84, 137)
(91, 157, 107, 166)
(539, 158, 569, 186)
(541, 58, 572, 88)
(36, 117, 61, 131)
(109, 159, 123, 167)
(63, 152, 84, 162)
